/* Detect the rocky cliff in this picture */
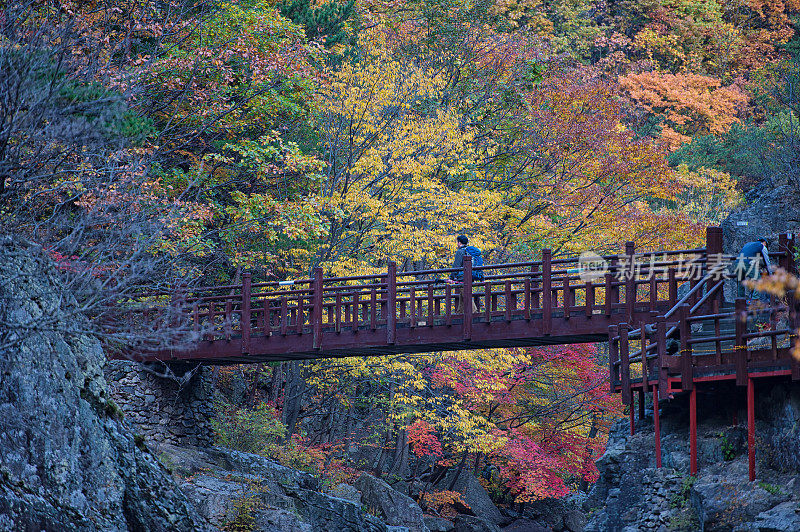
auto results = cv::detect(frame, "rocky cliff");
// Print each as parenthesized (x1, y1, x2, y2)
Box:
(0, 239, 207, 530)
(584, 383, 800, 531)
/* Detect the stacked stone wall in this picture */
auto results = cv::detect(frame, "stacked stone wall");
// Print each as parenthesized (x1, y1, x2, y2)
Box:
(105, 360, 215, 447)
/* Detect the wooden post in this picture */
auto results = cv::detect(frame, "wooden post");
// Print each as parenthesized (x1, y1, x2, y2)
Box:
(543, 249, 552, 335)
(748, 377, 756, 481)
(371, 286, 378, 330)
(668, 268, 678, 305)
(241, 273, 251, 354)
(790, 290, 800, 381)
(409, 287, 416, 329)
(387, 262, 397, 345)
(463, 256, 473, 340)
(313, 268, 323, 349)
(586, 280, 594, 317)
(524, 276, 531, 320)
(706, 226, 723, 256)
(679, 303, 693, 390)
(485, 281, 491, 323)
(445, 283, 452, 326)
(352, 291, 360, 332)
(505, 280, 512, 322)
(625, 241, 636, 323)
(653, 384, 662, 468)
(690, 387, 698, 476)
(620, 323, 631, 406)
(609, 325, 619, 393)
(531, 263, 540, 310)
(564, 274, 573, 319)
(735, 298, 748, 387)
(657, 316, 668, 397)
(779, 233, 789, 271)
(427, 284, 434, 327)
(281, 297, 288, 335)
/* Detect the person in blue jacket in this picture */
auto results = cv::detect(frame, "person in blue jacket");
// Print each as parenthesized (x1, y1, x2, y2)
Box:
(735, 237, 773, 302)
(447, 235, 484, 312)
(448, 235, 484, 282)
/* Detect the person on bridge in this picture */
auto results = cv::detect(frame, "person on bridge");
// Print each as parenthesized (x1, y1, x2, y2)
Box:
(735, 237, 773, 303)
(446, 235, 484, 312)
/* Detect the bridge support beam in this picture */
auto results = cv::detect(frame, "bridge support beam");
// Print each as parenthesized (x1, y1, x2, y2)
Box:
(690, 387, 697, 476)
(629, 401, 635, 436)
(748, 377, 756, 481)
(653, 384, 661, 468)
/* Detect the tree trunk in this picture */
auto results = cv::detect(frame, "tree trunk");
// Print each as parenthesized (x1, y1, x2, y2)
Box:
(281, 360, 305, 436)
(389, 428, 409, 478)
(269, 362, 283, 405)
(580, 413, 601, 492)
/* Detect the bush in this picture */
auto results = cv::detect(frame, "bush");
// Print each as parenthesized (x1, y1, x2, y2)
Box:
(212, 399, 286, 455)
(211, 398, 326, 476)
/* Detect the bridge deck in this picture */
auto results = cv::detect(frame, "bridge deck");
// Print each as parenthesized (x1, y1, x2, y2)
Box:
(125, 240, 704, 364)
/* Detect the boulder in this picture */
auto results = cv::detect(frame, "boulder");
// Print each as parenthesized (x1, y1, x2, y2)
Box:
(524, 497, 586, 531)
(452, 514, 501, 532)
(692, 471, 775, 530)
(424, 516, 455, 531)
(329, 483, 364, 505)
(354, 473, 429, 532)
(752, 501, 800, 531)
(501, 518, 550, 531)
(434, 470, 505, 526)
(162, 444, 387, 532)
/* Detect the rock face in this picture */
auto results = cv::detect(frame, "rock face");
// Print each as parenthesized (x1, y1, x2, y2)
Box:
(157, 444, 387, 532)
(720, 181, 800, 300)
(434, 469, 505, 526)
(354, 473, 429, 532)
(721, 182, 800, 256)
(0, 241, 207, 530)
(105, 359, 215, 447)
(585, 383, 800, 531)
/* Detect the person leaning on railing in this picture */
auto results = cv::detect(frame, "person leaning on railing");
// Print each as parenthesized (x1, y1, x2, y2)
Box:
(734, 237, 773, 303)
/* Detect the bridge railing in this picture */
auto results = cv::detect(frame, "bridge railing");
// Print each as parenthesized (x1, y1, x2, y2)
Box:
(609, 230, 799, 403)
(149, 242, 707, 353)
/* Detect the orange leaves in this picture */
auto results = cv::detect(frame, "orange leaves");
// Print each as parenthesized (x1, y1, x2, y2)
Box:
(620, 71, 749, 148)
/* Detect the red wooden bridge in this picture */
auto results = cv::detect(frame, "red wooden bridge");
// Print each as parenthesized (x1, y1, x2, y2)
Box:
(124, 226, 800, 480)
(130, 232, 726, 365)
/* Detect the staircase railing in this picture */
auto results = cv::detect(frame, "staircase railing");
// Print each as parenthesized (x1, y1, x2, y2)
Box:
(609, 230, 799, 403)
